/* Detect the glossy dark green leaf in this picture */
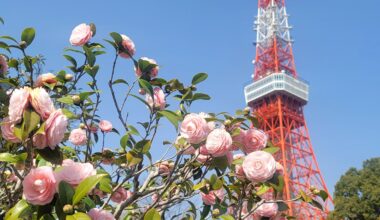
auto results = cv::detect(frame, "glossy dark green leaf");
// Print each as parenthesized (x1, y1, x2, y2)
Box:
(157, 110, 180, 130)
(5, 199, 29, 220)
(263, 146, 280, 154)
(138, 78, 153, 97)
(192, 93, 210, 101)
(109, 32, 122, 45)
(191, 73, 208, 85)
(21, 27, 36, 46)
(134, 139, 151, 154)
(200, 205, 210, 220)
(36, 147, 63, 165)
(277, 201, 289, 211)
(58, 181, 75, 205)
(0, 152, 27, 163)
(63, 55, 77, 67)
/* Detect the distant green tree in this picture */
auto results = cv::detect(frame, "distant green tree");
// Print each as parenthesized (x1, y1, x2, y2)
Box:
(330, 158, 380, 220)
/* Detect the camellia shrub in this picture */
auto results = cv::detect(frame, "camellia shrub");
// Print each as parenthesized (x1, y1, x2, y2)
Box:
(0, 18, 327, 220)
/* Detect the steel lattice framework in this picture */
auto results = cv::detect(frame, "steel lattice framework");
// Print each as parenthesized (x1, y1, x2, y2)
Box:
(244, 0, 334, 219)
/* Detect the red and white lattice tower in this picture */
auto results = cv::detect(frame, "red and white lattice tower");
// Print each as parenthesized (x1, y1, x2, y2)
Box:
(244, 0, 334, 219)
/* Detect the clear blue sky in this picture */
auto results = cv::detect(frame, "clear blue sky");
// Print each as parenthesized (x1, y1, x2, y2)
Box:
(1, 0, 380, 196)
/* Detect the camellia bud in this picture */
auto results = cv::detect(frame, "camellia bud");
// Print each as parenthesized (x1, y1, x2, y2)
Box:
(212, 209, 220, 217)
(190, 85, 197, 91)
(224, 119, 232, 126)
(63, 204, 74, 214)
(243, 107, 251, 115)
(79, 123, 86, 129)
(65, 73, 74, 81)
(19, 41, 27, 49)
(138, 88, 146, 95)
(72, 95, 81, 104)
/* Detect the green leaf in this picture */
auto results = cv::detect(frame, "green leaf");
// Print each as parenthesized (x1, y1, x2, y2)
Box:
(63, 55, 77, 67)
(200, 205, 210, 219)
(127, 125, 140, 136)
(299, 190, 312, 203)
(79, 91, 97, 101)
(83, 46, 96, 67)
(81, 197, 96, 209)
(0, 17, 4, 25)
(310, 199, 323, 210)
(5, 199, 29, 220)
(192, 93, 210, 101)
(89, 23, 96, 37)
(120, 134, 130, 149)
(62, 108, 77, 119)
(317, 190, 328, 201)
(138, 78, 153, 97)
(112, 79, 128, 85)
(21, 27, 36, 46)
(58, 181, 75, 205)
(0, 41, 10, 53)
(109, 32, 123, 45)
(99, 175, 112, 193)
(36, 147, 63, 165)
(263, 146, 280, 154)
(66, 213, 91, 220)
(134, 140, 151, 154)
(72, 174, 106, 205)
(126, 151, 142, 167)
(57, 96, 74, 105)
(157, 110, 180, 130)
(191, 73, 208, 85)
(0, 152, 27, 163)
(0, 35, 18, 44)
(277, 201, 289, 211)
(144, 208, 161, 220)
(23, 109, 40, 138)
(84, 65, 99, 78)
(219, 215, 235, 220)
(39, 214, 55, 220)
(256, 184, 271, 196)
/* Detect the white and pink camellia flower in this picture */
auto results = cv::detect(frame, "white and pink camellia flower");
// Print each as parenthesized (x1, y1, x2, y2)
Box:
(145, 87, 166, 110)
(0, 55, 8, 74)
(30, 87, 55, 120)
(33, 109, 68, 149)
(1, 117, 21, 143)
(255, 202, 279, 218)
(22, 166, 56, 205)
(230, 127, 246, 151)
(242, 128, 268, 153)
(8, 87, 30, 123)
(200, 188, 224, 205)
(99, 120, 113, 133)
(69, 128, 87, 146)
(242, 151, 277, 182)
(119, 34, 136, 59)
(88, 208, 115, 220)
(276, 162, 284, 175)
(199, 112, 215, 131)
(111, 187, 130, 203)
(205, 128, 232, 157)
(54, 159, 96, 187)
(233, 153, 246, 180)
(69, 23, 92, 46)
(180, 113, 210, 144)
(35, 73, 57, 87)
(135, 57, 159, 78)
(195, 147, 210, 164)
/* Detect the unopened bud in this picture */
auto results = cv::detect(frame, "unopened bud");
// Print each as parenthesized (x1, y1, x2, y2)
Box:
(19, 41, 27, 49)
(72, 95, 81, 104)
(212, 209, 220, 217)
(243, 107, 251, 115)
(190, 85, 197, 91)
(224, 119, 232, 126)
(63, 204, 73, 214)
(139, 88, 146, 95)
(65, 74, 74, 81)
(79, 123, 86, 129)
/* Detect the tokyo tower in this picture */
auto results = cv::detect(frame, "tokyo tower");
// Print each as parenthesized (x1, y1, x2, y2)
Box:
(244, 0, 334, 219)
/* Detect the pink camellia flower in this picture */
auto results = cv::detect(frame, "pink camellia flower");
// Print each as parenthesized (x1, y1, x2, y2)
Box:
(180, 113, 210, 144)
(8, 87, 30, 123)
(199, 112, 215, 131)
(35, 73, 57, 87)
(45, 109, 67, 148)
(69, 23, 92, 46)
(135, 57, 159, 78)
(242, 151, 277, 182)
(200, 188, 224, 205)
(205, 128, 232, 157)
(242, 128, 267, 153)
(255, 202, 279, 218)
(0, 55, 8, 74)
(22, 166, 56, 205)
(233, 154, 246, 180)
(88, 208, 115, 220)
(230, 127, 246, 151)
(87, 123, 98, 133)
(145, 87, 166, 110)
(69, 128, 87, 146)
(111, 187, 129, 203)
(1, 117, 21, 143)
(276, 162, 284, 175)
(99, 120, 113, 133)
(157, 161, 174, 176)
(54, 159, 96, 187)
(195, 148, 210, 164)
(119, 34, 136, 59)
(30, 87, 55, 120)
